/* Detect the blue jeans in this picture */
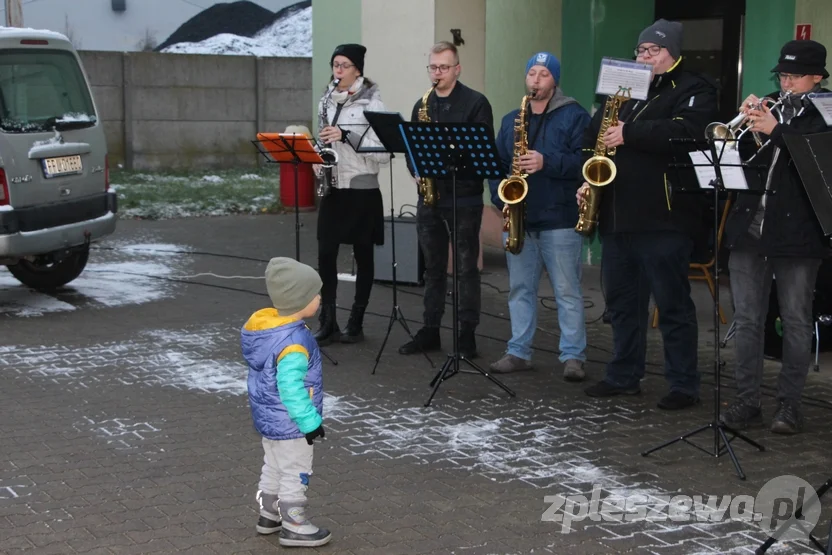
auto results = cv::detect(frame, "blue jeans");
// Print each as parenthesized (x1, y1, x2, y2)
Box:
(601, 232, 700, 396)
(504, 229, 587, 363)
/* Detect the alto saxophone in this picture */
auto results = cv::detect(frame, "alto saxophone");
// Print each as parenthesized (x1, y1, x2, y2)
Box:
(316, 79, 340, 198)
(575, 87, 631, 236)
(417, 81, 439, 206)
(497, 90, 535, 255)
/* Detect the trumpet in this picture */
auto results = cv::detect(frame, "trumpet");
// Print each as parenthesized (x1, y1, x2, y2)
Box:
(705, 92, 792, 158)
(315, 79, 341, 197)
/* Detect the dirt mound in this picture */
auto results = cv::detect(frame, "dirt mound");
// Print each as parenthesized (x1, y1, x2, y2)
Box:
(156, 1, 310, 52)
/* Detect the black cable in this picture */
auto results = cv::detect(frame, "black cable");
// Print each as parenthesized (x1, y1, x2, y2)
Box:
(79, 266, 832, 412)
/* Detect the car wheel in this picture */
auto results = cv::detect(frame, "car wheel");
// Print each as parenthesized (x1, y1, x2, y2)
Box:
(7, 246, 90, 291)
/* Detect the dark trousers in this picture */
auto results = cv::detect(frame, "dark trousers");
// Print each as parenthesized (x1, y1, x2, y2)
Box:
(417, 204, 482, 329)
(728, 250, 820, 405)
(318, 240, 374, 307)
(601, 231, 700, 396)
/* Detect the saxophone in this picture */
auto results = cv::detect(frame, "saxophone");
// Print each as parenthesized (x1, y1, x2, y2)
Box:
(575, 87, 631, 236)
(417, 81, 439, 206)
(497, 90, 535, 255)
(315, 79, 340, 198)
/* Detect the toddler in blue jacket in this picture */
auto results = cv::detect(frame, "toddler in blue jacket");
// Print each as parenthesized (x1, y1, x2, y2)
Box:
(241, 257, 331, 547)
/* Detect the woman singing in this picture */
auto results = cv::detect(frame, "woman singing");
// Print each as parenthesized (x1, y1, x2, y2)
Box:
(314, 43, 390, 345)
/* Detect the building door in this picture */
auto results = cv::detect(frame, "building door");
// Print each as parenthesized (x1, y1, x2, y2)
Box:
(654, 0, 745, 121)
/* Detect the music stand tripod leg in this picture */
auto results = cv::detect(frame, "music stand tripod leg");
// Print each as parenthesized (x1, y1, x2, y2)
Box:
(371, 156, 434, 374)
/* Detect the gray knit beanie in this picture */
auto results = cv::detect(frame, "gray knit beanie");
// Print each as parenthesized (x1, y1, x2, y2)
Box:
(264, 257, 322, 316)
(637, 19, 683, 59)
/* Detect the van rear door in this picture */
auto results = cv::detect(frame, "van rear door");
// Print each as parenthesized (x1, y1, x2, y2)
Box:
(0, 47, 105, 208)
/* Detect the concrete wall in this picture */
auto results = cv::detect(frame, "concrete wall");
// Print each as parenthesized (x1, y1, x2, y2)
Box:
(78, 51, 312, 170)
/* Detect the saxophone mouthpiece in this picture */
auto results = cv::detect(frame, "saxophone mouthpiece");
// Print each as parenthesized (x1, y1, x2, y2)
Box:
(529, 89, 538, 99)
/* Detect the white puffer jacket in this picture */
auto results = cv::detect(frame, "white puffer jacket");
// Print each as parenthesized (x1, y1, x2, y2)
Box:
(317, 78, 391, 189)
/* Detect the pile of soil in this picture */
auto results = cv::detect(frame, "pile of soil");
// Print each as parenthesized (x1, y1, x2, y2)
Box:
(156, 0, 311, 52)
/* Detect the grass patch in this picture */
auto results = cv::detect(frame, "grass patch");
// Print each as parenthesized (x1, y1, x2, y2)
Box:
(110, 167, 284, 219)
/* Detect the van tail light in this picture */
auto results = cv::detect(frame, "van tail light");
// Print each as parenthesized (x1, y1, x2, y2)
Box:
(105, 155, 110, 191)
(0, 168, 9, 206)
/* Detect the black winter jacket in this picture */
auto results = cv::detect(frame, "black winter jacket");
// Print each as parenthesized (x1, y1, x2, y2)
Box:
(724, 88, 832, 259)
(581, 58, 719, 237)
(410, 81, 494, 204)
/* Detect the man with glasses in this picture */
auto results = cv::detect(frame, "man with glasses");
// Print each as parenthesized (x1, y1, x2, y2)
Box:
(721, 39, 831, 434)
(576, 19, 718, 409)
(399, 41, 494, 359)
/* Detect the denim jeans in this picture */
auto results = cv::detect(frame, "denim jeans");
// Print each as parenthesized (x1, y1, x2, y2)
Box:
(504, 229, 586, 363)
(602, 232, 700, 396)
(417, 204, 482, 328)
(728, 250, 821, 405)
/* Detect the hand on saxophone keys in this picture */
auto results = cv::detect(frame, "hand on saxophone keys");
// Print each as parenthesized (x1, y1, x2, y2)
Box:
(516, 150, 544, 174)
(576, 182, 590, 206)
(319, 125, 343, 143)
(602, 122, 625, 148)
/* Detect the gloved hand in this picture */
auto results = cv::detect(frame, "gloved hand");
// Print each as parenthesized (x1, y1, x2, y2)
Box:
(305, 425, 325, 445)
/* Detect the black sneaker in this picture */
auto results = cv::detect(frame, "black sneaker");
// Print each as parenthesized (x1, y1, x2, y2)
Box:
(584, 380, 641, 397)
(771, 400, 803, 435)
(657, 391, 700, 410)
(458, 328, 477, 359)
(720, 399, 763, 429)
(256, 515, 281, 535)
(398, 327, 441, 355)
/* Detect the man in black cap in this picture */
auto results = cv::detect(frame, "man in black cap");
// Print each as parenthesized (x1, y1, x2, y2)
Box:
(721, 39, 831, 435)
(577, 19, 719, 410)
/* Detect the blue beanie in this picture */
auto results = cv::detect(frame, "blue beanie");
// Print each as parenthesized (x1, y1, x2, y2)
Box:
(525, 52, 561, 83)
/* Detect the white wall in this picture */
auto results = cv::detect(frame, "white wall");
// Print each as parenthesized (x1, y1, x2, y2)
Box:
(9, 0, 296, 52)
(361, 0, 435, 215)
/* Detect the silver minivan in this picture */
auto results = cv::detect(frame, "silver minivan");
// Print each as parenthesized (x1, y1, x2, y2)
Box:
(0, 28, 117, 290)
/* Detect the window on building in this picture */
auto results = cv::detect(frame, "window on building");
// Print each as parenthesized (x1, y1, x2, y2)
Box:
(112, 0, 126, 12)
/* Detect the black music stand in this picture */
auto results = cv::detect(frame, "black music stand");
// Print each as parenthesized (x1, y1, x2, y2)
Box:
(640, 136, 769, 480)
(784, 131, 832, 237)
(399, 121, 516, 407)
(755, 478, 832, 554)
(252, 133, 338, 366)
(359, 111, 435, 374)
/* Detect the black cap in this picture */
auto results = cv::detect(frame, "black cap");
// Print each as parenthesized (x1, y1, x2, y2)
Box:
(331, 43, 366, 75)
(772, 39, 828, 79)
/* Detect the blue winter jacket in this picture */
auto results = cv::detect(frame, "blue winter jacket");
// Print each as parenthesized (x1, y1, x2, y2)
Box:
(489, 88, 590, 232)
(241, 309, 323, 441)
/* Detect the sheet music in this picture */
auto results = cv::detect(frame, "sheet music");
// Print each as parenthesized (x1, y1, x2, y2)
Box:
(688, 149, 749, 190)
(596, 58, 652, 101)
(809, 92, 832, 127)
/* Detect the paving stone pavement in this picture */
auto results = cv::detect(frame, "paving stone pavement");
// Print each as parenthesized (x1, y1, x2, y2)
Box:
(1, 213, 831, 555)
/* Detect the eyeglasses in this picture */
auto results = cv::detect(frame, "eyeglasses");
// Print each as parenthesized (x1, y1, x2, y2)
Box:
(776, 72, 807, 81)
(331, 62, 354, 69)
(634, 45, 663, 57)
(426, 64, 458, 74)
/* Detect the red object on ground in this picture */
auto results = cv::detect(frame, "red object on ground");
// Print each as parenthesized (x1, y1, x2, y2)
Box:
(280, 162, 316, 210)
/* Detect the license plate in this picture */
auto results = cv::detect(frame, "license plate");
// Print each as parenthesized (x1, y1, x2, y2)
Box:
(42, 155, 83, 178)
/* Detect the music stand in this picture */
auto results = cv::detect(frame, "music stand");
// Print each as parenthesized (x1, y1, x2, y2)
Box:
(399, 121, 516, 407)
(640, 135, 769, 480)
(360, 111, 435, 373)
(253, 133, 338, 366)
(783, 131, 832, 237)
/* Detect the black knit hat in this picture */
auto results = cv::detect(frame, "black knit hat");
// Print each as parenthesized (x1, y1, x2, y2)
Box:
(331, 43, 366, 75)
(772, 40, 829, 79)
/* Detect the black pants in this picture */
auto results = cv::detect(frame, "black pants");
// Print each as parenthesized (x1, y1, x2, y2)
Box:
(601, 231, 700, 397)
(318, 240, 374, 307)
(417, 203, 482, 329)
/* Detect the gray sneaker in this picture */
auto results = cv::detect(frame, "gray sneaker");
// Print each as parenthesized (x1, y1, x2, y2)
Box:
(563, 359, 586, 382)
(489, 354, 533, 374)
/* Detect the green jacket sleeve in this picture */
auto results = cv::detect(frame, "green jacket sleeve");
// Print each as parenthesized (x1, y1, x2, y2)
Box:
(276, 350, 322, 434)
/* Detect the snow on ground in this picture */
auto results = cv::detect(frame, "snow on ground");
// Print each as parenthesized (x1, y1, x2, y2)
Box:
(0, 243, 190, 317)
(160, 6, 311, 57)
